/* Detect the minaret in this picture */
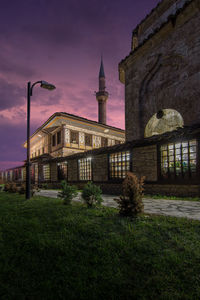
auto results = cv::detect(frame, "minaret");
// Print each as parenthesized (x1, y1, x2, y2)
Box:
(96, 57, 109, 124)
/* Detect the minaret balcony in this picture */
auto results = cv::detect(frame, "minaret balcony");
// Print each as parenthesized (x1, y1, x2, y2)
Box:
(96, 91, 109, 98)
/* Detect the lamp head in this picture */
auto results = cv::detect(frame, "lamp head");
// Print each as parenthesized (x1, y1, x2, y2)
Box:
(40, 80, 56, 90)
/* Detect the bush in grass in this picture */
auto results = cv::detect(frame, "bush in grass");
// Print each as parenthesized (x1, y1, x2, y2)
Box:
(4, 183, 10, 192)
(18, 183, 26, 194)
(7, 182, 18, 193)
(4, 182, 19, 193)
(41, 183, 49, 189)
(82, 182, 102, 208)
(58, 180, 78, 205)
(114, 172, 145, 217)
(15, 183, 36, 196)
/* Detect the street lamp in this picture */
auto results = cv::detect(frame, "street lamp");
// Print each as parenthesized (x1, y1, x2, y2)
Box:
(26, 80, 56, 199)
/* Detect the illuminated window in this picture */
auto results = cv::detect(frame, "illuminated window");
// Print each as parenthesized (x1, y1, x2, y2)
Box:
(160, 140, 197, 179)
(85, 134, 92, 146)
(79, 158, 92, 181)
(101, 137, 108, 147)
(71, 130, 79, 144)
(109, 151, 131, 179)
(43, 164, 50, 181)
(57, 162, 67, 180)
(57, 131, 61, 145)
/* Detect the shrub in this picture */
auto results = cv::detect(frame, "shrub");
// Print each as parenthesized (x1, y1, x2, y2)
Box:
(114, 172, 145, 217)
(18, 183, 26, 194)
(58, 181, 78, 205)
(6, 182, 18, 193)
(4, 183, 10, 192)
(82, 182, 102, 208)
(16, 183, 36, 196)
(41, 183, 48, 189)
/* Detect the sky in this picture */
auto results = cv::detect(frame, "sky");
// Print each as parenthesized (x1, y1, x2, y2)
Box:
(0, 0, 160, 170)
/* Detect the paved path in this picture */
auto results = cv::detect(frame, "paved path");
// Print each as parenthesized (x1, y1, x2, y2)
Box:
(35, 190, 200, 221)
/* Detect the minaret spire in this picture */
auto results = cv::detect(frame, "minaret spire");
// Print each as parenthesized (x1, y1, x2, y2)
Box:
(99, 56, 105, 78)
(96, 56, 109, 124)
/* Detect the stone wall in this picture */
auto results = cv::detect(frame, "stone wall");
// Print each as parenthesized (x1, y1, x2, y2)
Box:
(68, 159, 78, 181)
(93, 154, 108, 182)
(50, 162, 57, 182)
(120, 1, 200, 141)
(145, 184, 200, 197)
(136, 0, 191, 47)
(132, 145, 157, 181)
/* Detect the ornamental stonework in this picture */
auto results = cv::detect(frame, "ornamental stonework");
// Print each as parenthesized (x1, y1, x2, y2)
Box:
(79, 132, 85, 146)
(93, 136, 101, 148)
(64, 128, 70, 143)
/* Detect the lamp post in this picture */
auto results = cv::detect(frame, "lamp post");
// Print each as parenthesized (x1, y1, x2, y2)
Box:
(26, 80, 56, 200)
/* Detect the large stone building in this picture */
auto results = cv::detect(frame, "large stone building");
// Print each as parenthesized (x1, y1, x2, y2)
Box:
(1, 0, 200, 197)
(119, 0, 200, 141)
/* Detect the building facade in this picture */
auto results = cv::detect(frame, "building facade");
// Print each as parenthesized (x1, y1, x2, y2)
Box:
(23, 112, 125, 184)
(1, 0, 200, 197)
(119, 0, 200, 141)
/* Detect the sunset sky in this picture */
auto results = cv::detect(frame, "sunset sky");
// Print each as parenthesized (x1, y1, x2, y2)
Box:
(0, 0, 160, 170)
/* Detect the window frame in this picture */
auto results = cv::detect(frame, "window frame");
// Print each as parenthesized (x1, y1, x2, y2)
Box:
(70, 130, 79, 144)
(158, 138, 199, 183)
(57, 131, 61, 145)
(43, 164, 50, 181)
(52, 134, 56, 147)
(101, 137, 108, 147)
(78, 157, 92, 181)
(108, 150, 131, 181)
(57, 162, 68, 181)
(85, 133, 92, 147)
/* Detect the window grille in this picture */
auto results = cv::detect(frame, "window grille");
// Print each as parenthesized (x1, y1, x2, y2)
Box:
(43, 164, 50, 181)
(70, 130, 79, 144)
(85, 134, 92, 146)
(160, 140, 197, 179)
(109, 151, 131, 179)
(78, 158, 92, 181)
(101, 137, 108, 147)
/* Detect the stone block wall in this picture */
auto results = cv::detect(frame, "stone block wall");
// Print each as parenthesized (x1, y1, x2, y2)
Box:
(68, 159, 78, 181)
(92, 154, 108, 182)
(50, 162, 57, 182)
(145, 184, 200, 197)
(120, 1, 200, 141)
(132, 145, 157, 181)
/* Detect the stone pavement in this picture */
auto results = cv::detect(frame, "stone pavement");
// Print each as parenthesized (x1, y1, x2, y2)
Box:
(35, 190, 200, 221)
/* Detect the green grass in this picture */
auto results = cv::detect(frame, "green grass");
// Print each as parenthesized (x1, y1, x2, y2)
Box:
(0, 192, 200, 300)
(144, 194, 200, 202)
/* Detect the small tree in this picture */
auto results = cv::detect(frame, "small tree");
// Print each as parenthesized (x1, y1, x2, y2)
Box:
(115, 172, 145, 217)
(58, 180, 78, 205)
(82, 182, 102, 208)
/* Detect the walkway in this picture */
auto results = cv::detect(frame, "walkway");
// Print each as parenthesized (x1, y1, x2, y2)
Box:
(35, 190, 200, 221)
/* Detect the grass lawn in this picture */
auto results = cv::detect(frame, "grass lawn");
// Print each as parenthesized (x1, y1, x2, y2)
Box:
(0, 192, 200, 299)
